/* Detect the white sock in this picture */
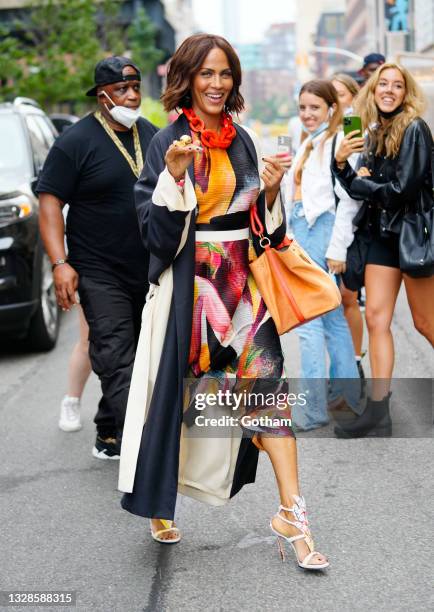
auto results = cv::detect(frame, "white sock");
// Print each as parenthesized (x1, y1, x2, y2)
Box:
(64, 395, 80, 403)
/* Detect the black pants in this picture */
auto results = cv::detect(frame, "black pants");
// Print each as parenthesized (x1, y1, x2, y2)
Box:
(78, 274, 147, 439)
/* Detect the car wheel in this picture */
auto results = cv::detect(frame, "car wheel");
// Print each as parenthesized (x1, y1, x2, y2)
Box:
(27, 251, 60, 350)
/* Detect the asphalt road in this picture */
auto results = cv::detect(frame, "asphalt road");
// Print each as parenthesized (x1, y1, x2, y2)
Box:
(1, 284, 432, 612)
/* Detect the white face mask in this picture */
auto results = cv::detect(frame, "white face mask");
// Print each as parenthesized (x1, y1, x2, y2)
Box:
(100, 90, 141, 129)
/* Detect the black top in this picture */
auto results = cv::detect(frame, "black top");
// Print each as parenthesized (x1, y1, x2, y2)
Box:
(332, 117, 433, 237)
(37, 113, 158, 288)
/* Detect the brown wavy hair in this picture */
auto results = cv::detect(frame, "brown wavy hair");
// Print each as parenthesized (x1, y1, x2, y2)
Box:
(354, 62, 426, 158)
(295, 79, 343, 183)
(161, 33, 244, 114)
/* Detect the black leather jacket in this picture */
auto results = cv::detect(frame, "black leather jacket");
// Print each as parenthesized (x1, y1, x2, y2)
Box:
(332, 117, 433, 237)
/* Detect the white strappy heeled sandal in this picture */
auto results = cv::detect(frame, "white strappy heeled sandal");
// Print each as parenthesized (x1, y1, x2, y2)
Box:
(270, 495, 329, 570)
(150, 519, 181, 544)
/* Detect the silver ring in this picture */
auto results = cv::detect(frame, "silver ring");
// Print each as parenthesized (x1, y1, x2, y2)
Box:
(259, 236, 271, 248)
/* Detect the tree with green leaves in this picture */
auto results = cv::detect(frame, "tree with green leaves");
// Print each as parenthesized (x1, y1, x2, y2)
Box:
(97, 0, 125, 57)
(127, 6, 164, 75)
(0, 23, 24, 88)
(0, 0, 165, 112)
(0, 0, 104, 110)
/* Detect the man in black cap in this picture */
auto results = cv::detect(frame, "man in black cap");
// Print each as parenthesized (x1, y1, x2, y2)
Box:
(358, 53, 386, 84)
(38, 56, 158, 458)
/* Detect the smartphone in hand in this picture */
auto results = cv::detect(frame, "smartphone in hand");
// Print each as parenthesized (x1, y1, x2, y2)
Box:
(343, 115, 362, 137)
(277, 134, 292, 154)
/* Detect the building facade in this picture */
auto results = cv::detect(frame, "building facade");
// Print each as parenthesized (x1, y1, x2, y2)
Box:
(222, 0, 240, 45)
(344, 0, 427, 67)
(236, 43, 266, 71)
(295, 0, 345, 82)
(314, 11, 346, 77)
(262, 22, 297, 73)
(0, 0, 177, 98)
(344, 0, 377, 63)
(414, 0, 434, 54)
(162, 0, 196, 46)
(240, 23, 297, 118)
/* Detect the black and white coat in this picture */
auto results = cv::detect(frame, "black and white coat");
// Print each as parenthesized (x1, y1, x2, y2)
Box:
(118, 113, 286, 520)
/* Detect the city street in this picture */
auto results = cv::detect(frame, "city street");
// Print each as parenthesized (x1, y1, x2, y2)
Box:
(1, 287, 432, 612)
(1, 0, 433, 610)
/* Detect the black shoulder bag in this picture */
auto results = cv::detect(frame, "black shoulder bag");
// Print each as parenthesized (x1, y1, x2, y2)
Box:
(398, 141, 434, 278)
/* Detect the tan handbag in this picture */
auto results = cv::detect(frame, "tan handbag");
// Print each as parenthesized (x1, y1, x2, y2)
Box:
(249, 205, 342, 335)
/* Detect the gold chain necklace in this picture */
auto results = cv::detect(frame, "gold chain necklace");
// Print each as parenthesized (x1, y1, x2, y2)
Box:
(94, 110, 143, 178)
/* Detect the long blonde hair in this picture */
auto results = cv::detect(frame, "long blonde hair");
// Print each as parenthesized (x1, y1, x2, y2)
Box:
(295, 79, 343, 183)
(354, 62, 426, 158)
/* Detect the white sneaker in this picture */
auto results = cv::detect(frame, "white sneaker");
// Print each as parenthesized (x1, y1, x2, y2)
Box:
(59, 396, 82, 432)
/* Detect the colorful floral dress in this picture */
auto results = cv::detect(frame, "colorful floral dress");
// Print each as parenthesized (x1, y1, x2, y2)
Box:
(120, 114, 292, 518)
(187, 134, 293, 438)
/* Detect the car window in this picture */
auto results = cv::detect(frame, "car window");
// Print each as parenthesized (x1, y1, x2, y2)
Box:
(33, 115, 56, 147)
(25, 115, 49, 173)
(0, 114, 33, 190)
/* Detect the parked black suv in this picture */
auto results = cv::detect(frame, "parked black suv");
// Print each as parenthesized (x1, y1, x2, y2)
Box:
(0, 98, 60, 350)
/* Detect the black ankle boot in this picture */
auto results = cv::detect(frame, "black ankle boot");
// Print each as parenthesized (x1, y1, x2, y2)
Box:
(334, 393, 392, 438)
(357, 360, 366, 400)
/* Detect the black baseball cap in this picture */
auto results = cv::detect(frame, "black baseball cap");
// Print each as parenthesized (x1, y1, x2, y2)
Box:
(363, 53, 386, 67)
(86, 56, 141, 97)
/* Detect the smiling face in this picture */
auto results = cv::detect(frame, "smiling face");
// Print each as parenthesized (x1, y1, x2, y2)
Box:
(298, 91, 331, 133)
(191, 47, 234, 126)
(374, 67, 406, 114)
(332, 79, 354, 111)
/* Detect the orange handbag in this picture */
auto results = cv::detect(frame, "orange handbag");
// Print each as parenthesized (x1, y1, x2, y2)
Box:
(249, 204, 342, 335)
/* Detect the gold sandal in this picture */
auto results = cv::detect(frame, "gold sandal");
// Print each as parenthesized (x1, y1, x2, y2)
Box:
(150, 519, 181, 544)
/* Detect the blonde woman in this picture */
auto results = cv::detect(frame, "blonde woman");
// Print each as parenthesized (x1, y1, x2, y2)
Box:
(333, 63, 434, 437)
(331, 73, 359, 116)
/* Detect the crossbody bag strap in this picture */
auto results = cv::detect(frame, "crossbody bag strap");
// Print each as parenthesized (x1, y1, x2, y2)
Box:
(330, 133, 339, 209)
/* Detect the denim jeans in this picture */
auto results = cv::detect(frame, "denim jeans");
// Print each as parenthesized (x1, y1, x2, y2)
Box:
(289, 202, 361, 430)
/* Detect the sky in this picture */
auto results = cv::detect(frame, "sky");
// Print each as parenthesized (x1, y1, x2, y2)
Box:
(192, 0, 296, 44)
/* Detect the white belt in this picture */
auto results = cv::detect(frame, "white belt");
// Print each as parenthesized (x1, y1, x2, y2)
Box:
(195, 228, 249, 242)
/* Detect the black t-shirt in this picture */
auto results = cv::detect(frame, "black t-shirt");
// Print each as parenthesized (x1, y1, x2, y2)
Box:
(37, 113, 158, 288)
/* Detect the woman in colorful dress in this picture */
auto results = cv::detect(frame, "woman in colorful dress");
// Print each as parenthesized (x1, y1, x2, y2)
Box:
(118, 33, 329, 570)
